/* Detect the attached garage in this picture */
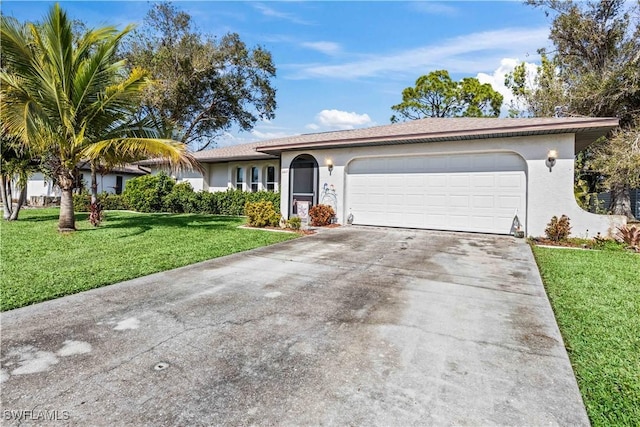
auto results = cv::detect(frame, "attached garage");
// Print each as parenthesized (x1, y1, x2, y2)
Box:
(346, 152, 526, 234)
(173, 117, 624, 238)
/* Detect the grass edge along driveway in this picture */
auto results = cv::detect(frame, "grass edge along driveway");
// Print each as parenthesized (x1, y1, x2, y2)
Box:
(1, 208, 298, 311)
(532, 246, 640, 427)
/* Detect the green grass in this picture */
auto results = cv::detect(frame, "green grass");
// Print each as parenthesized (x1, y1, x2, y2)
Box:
(1, 208, 298, 311)
(532, 246, 640, 427)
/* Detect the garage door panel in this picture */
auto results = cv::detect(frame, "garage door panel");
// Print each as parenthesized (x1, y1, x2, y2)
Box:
(449, 175, 470, 187)
(347, 153, 526, 234)
(449, 195, 470, 208)
(472, 195, 495, 209)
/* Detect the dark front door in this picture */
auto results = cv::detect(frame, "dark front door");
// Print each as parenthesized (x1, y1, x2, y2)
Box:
(290, 154, 318, 216)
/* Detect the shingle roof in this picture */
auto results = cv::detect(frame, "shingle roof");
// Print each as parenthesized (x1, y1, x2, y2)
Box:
(77, 162, 150, 175)
(255, 117, 619, 154)
(143, 117, 619, 165)
(192, 140, 278, 162)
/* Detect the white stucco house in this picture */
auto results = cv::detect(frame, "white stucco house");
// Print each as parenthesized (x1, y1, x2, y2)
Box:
(161, 117, 626, 238)
(25, 163, 149, 204)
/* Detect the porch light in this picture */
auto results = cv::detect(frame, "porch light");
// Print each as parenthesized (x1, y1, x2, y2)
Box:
(326, 159, 334, 175)
(547, 150, 558, 169)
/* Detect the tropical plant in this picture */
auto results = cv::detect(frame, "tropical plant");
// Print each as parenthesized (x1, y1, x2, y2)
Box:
(287, 216, 302, 230)
(545, 215, 572, 241)
(616, 225, 640, 252)
(309, 204, 336, 226)
(0, 5, 200, 231)
(0, 131, 39, 220)
(244, 201, 280, 228)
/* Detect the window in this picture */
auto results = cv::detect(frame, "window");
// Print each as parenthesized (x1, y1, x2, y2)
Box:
(251, 167, 259, 192)
(265, 166, 276, 192)
(235, 167, 244, 190)
(115, 176, 123, 195)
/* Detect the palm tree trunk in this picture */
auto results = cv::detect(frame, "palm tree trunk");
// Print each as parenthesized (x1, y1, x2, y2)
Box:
(0, 175, 13, 220)
(8, 184, 26, 221)
(58, 177, 76, 231)
(609, 183, 635, 219)
(90, 161, 99, 205)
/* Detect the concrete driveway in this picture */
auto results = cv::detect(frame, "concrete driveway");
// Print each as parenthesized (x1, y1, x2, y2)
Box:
(1, 227, 588, 426)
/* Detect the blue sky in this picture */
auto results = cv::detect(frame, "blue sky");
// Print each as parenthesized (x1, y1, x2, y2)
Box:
(3, 1, 554, 147)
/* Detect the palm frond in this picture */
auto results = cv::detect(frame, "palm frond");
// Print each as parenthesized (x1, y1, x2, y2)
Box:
(81, 138, 203, 174)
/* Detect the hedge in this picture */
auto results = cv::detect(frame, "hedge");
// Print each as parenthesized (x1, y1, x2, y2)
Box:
(73, 174, 281, 216)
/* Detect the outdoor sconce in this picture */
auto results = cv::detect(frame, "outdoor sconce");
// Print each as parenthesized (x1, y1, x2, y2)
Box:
(547, 149, 558, 171)
(326, 159, 334, 175)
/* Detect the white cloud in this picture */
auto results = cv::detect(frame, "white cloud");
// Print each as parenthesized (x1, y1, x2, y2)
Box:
(307, 109, 373, 130)
(253, 3, 311, 25)
(476, 58, 539, 116)
(301, 41, 342, 55)
(288, 27, 548, 80)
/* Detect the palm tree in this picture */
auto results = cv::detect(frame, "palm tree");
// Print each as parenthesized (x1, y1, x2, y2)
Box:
(0, 4, 201, 231)
(0, 130, 39, 221)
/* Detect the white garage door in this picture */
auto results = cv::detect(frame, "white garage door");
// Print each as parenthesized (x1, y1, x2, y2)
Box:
(346, 152, 526, 234)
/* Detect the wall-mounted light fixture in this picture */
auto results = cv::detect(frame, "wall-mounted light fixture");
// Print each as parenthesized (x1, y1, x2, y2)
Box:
(326, 159, 334, 175)
(547, 149, 558, 171)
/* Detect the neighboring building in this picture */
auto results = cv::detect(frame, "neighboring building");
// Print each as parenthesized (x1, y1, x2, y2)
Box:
(152, 117, 627, 238)
(596, 188, 640, 220)
(24, 163, 149, 205)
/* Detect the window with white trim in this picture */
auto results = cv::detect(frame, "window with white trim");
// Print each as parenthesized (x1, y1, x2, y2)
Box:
(235, 167, 244, 190)
(250, 166, 259, 192)
(265, 166, 276, 192)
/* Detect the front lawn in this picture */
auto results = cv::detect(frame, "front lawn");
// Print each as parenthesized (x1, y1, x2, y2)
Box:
(532, 246, 640, 427)
(0, 208, 298, 311)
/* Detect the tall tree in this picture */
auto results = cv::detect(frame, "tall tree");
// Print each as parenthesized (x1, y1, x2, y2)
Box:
(506, 0, 640, 218)
(125, 2, 277, 150)
(0, 4, 200, 231)
(390, 70, 503, 122)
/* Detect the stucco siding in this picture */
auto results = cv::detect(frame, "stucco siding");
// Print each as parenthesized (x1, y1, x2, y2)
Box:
(280, 134, 625, 238)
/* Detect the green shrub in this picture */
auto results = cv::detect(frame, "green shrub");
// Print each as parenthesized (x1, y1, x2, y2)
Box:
(214, 189, 248, 216)
(163, 182, 197, 213)
(73, 192, 91, 212)
(194, 191, 218, 214)
(101, 193, 126, 210)
(545, 215, 572, 241)
(287, 216, 302, 230)
(122, 172, 175, 212)
(73, 192, 126, 212)
(244, 201, 280, 227)
(309, 204, 335, 226)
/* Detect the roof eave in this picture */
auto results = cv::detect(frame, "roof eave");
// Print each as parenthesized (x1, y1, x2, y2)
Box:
(256, 118, 620, 154)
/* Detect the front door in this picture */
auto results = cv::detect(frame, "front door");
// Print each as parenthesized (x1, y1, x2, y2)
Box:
(290, 154, 318, 217)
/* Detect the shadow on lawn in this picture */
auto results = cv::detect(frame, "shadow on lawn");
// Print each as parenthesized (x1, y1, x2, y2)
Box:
(96, 213, 244, 235)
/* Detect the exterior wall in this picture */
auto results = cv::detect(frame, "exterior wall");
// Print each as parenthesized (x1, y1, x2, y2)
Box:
(26, 173, 59, 199)
(25, 172, 142, 202)
(205, 160, 280, 192)
(280, 134, 626, 238)
(153, 160, 280, 193)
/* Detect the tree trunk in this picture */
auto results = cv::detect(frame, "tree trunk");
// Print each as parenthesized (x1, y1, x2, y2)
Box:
(609, 183, 635, 219)
(90, 162, 99, 205)
(8, 184, 26, 221)
(0, 175, 12, 220)
(58, 183, 76, 231)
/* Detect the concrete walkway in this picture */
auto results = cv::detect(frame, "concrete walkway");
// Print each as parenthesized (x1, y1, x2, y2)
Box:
(1, 227, 588, 426)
